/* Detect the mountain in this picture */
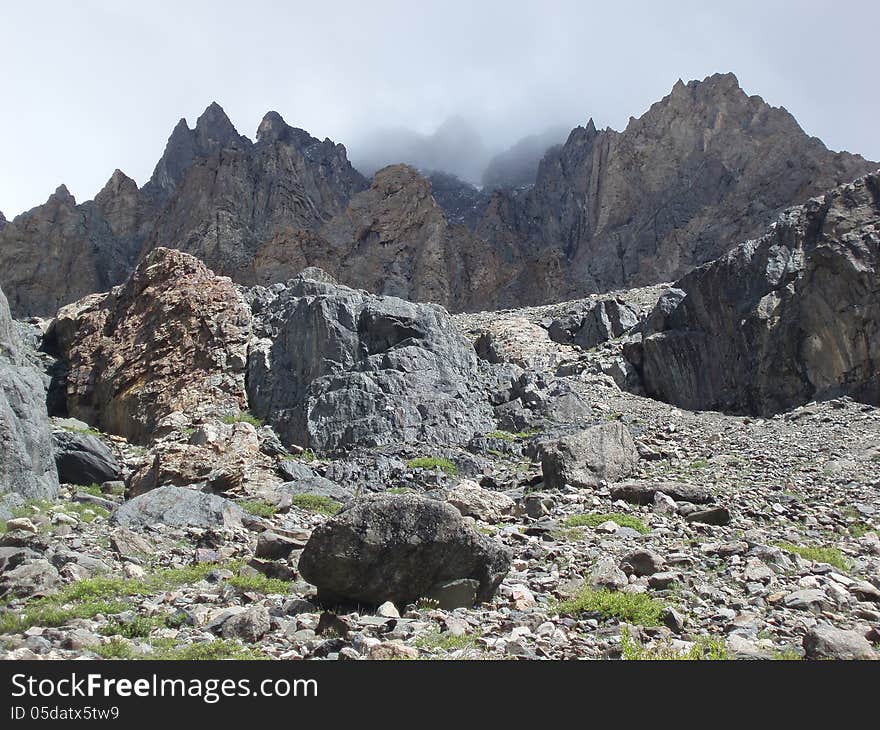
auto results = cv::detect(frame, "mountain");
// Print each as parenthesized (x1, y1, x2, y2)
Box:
(479, 73, 876, 303)
(0, 74, 875, 318)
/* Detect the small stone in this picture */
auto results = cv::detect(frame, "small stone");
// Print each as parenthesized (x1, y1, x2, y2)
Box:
(221, 605, 270, 643)
(377, 601, 400, 618)
(783, 589, 832, 613)
(685, 506, 731, 526)
(368, 641, 419, 660)
(620, 549, 664, 577)
(5, 518, 37, 534)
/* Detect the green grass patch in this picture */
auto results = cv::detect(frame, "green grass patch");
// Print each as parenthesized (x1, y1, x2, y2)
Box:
(774, 542, 851, 571)
(61, 425, 103, 437)
(238, 500, 278, 518)
(406, 457, 457, 475)
(91, 637, 266, 661)
(620, 627, 727, 660)
(556, 588, 664, 626)
(0, 563, 221, 634)
(414, 629, 480, 652)
(227, 573, 292, 595)
(79, 483, 104, 497)
(222, 411, 263, 427)
(386, 487, 413, 495)
(290, 494, 341, 516)
(484, 430, 540, 442)
(563, 512, 649, 534)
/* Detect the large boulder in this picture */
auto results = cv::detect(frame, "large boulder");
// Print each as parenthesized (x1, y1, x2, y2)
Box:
(109, 485, 246, 530)
(0, 285, 59, 500)
(46, 247, 251, 443)
(541, 421, 638, 489)
(246, 272, 494, 452)
(638, 172, 880, 414)
(298, 494, 511, 606)
(52, 431, 122, 486)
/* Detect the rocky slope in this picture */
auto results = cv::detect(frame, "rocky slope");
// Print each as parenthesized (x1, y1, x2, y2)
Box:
(1, 247, 878, 660)
(2, 74, 874, 318)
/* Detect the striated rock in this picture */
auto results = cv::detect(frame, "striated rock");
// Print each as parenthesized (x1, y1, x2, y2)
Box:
(541, 421, 638, 489)
(298, 494, 511, 606)
(48, 247, 251, 443)
(109, 485, 246, 530)
(246, 271, 493, 452)
(639, 171, 880, 414)
(0, 285, 59, 500)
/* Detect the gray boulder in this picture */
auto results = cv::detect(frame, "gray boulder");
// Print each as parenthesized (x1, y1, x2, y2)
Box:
(639, 172, 880, 415)
(0, 285, 58, 500)
(298, 494, 511, 606)
(803, 625, 876, 660)
(53, 431, 122, 486)
(541, 421, 638, 489)
(109, 485, 245, 530)
(246, 274, 494, 452)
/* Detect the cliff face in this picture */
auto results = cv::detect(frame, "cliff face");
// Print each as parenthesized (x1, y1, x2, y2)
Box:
(0, 75, 875, 318)
(636, 171, 880, 415)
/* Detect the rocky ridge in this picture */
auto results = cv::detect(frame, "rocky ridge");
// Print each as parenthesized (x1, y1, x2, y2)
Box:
(2, 74, 875, 318)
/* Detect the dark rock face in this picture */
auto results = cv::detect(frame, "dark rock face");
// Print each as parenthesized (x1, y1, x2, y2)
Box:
(638, 171, 880, 415)
(298, 494, 512, 606)
(0, 285, 59, 500)
(541, 422, 638, 489)
(109, 485, 245, 530)
(48, 247, 251, 443)
(247, 271, 494, 452)
(52, 432, 122, 486)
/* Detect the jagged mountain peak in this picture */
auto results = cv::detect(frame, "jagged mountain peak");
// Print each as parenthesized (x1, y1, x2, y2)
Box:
(194, 101, 244, 150)
(50, 184, 75, 206)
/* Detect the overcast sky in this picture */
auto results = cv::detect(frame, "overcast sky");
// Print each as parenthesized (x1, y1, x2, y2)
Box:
(1, 0, 877, 216)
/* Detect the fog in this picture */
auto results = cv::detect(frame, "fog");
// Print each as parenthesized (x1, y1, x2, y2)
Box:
(1, 0, 878, 215)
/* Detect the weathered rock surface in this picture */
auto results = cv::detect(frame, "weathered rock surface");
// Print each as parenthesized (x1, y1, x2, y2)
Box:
(541, 422, 638, 489)
(298, 494, 512, 606)
(47, 247, 251, 443)
(0, 285, 59, 500)
(109, 485, 246, 530)
(638, 171, 880, 414)
(246, 271, 493, 452)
